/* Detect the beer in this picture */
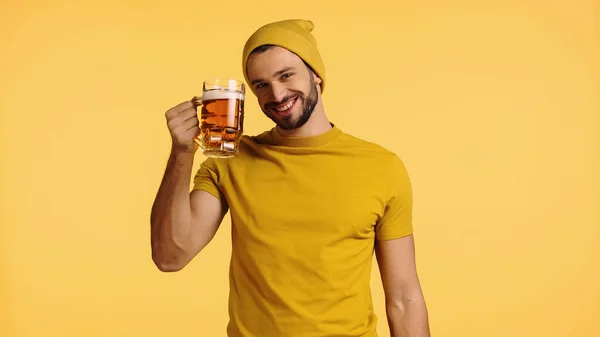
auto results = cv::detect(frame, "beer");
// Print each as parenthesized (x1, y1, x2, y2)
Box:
(198, 89, 245, 158)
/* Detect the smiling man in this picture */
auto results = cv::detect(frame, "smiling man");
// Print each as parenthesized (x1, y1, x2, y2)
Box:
(151, 19, 431, 337)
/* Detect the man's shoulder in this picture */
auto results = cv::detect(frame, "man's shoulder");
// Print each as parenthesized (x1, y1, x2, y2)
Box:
(336, 129, 399, 158)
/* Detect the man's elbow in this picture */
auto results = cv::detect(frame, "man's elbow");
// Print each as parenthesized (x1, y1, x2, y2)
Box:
(386, 297, 407, 316)
(151, 250, 189, 272)
(386, 290, 426, 313)
(154, 260, 185, 272)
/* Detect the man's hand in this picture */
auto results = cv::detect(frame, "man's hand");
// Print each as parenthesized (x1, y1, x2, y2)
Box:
(165, 99, 201, 153)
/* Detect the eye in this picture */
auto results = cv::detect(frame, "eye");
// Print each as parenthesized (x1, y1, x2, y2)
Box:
(255, 83, 267, 89)
(281, 73, 293, 79)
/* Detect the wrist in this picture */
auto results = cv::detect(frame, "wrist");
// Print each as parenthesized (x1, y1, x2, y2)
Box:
(170, 146, 197, 161)
(171, 142, 197, 156)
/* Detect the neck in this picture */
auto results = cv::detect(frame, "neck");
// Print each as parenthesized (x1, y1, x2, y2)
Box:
(275, 100, 331, 138)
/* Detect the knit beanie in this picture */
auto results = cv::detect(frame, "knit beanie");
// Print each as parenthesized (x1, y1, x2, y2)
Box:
(242, 19, 326, 93)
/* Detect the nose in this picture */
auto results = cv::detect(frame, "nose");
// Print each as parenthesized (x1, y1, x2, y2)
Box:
(269, 82, 287, 103)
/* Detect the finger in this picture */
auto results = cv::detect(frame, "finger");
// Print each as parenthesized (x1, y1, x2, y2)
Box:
(168, 108, 198, 126)
(166, 101, 195, 119)
(180, 106, 199, 120)
(171, 106, 197, 120)
(177, 125, 200, 144)
(191, 96, 202, 107)
(171, 117, 198, 136)
(185, 125, 200, 138)
(179, 117, 199, 131)
(181, 111, 199, 124)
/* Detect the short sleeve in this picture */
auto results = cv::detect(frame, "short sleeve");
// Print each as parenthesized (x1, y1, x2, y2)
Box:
(375, 155, 414, 240)
(192, 157, 228, 203)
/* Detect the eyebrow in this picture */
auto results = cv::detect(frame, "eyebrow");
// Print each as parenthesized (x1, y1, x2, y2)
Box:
(251, 66, 295, 85)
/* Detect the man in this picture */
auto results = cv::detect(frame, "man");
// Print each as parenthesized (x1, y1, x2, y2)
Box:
(151, 19, 430, 337)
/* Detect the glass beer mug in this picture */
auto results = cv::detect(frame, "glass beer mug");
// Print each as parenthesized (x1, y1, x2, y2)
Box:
(193, 78, 245, 158)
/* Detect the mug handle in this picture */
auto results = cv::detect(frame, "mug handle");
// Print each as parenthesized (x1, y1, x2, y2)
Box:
(191, 96, 205, 149)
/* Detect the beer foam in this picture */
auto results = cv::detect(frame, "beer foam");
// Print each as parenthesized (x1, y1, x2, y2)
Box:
(202, 89, 244, 101)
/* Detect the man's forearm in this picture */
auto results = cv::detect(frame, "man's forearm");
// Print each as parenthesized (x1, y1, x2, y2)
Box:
(150, 149, 196, 269)
(386, 294, 430, 337)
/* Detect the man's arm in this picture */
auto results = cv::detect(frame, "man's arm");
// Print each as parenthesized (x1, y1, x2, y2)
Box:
(150, 150, 228, 272)
(375, 234, 430, 337)
(150, 99, 228, 272)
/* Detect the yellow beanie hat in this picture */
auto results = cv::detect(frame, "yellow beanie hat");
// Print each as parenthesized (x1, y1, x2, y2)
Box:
(242, 19, 326, 93)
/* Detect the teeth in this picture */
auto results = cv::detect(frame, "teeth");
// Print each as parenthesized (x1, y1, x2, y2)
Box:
(276, 98, 295, 112)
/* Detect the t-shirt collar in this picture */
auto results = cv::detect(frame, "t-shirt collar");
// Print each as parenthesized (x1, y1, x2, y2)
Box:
(270, 123, 341, 147)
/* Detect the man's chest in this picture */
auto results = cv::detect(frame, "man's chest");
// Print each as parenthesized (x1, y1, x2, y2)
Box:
(222, 156, 388, 241)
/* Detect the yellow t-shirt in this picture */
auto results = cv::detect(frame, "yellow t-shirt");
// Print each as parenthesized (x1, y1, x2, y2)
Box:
(193, 124, 413, 337)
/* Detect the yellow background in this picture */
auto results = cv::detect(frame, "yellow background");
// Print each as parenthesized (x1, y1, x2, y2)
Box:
(1, 0, 598, 336)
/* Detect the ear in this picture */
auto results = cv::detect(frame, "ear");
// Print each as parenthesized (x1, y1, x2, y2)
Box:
(311, 71, 322, 85)
(316, 76, 323, 95)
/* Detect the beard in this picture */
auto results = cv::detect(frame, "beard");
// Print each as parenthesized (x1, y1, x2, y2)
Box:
(262, 75, 319, 131)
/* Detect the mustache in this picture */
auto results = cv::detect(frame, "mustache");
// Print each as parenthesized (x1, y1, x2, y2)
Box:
(265, 94, 300, 109)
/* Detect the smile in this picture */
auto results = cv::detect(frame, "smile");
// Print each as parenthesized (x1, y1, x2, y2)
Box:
(274, 97, 298, 114)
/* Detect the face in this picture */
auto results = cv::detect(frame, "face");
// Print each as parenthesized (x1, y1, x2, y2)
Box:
(246, 46, 321, 130)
